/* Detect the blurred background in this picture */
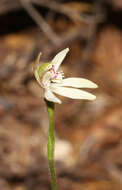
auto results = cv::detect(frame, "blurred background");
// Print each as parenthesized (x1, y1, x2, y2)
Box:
(0, 0, 122, 189)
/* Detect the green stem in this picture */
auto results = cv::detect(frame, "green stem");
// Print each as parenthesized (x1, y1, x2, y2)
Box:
(45, 100, 57, 190)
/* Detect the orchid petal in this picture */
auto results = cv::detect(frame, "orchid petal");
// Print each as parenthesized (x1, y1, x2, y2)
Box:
(42, 71, 52, 87)
(58, 77, 98, 88)
(44, 89, 62, 104)
(51, 86, 96, 100)
(33, 52, 42, 85)
(33, 52, 42, 72)
(51, 48, 69, 71)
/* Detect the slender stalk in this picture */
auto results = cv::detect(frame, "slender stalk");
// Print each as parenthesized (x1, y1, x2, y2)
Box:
(45, 100, 57, 190)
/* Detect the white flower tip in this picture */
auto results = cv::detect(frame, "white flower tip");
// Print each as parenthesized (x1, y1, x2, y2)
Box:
(58, 101, 62, 104)
(86, 80, 98, 89)
(44, 89, 62, 104)
(37, 52, 42, 62)
(39, 52, 42, 56)
(60, 47, 69, 57)
(89, 95, 96, 101)
(65, 47, 69, 52)
(92, 83, 98, 89)
(61, 48, 69, 56)
(33, 52, 42, 74)
(54, 98, 62, 104)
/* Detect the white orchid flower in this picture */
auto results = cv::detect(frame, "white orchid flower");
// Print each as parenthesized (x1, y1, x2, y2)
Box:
(33, 48, 98, 104)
